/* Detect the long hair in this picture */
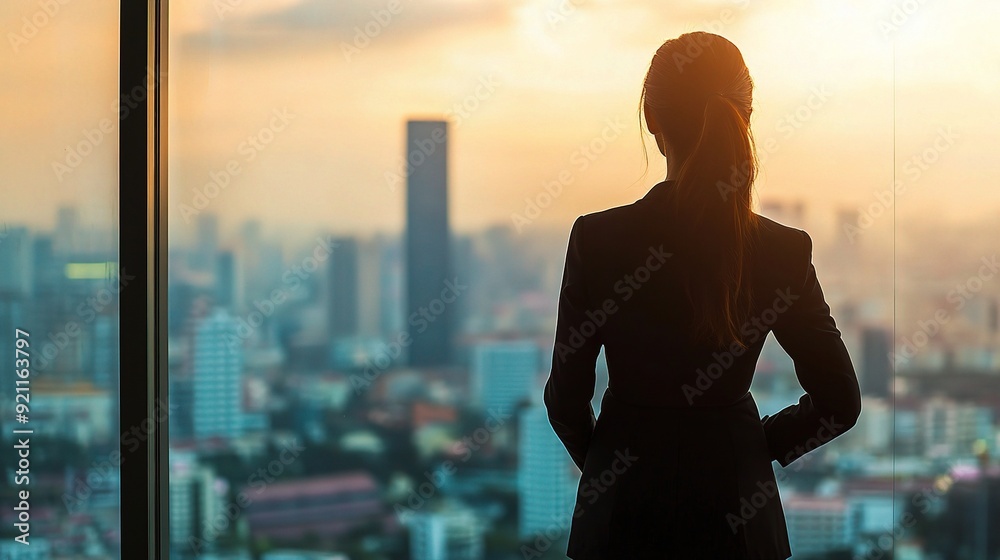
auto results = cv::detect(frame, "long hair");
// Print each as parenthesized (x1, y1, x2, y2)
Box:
(639, 32, 760, 349)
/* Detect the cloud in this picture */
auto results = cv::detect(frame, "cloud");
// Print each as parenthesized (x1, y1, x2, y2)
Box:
(180, 0, 520, 52)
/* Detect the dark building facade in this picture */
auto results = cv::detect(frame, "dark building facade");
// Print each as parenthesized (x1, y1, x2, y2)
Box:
(215, 250, 237, 310)
(861, 326, 892, 399)
(405, 120, 454, 367)
(327, 236, 359, 338)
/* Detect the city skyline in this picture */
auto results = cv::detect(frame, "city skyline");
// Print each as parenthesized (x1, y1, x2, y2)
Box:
(2, 183, 999, 557)
(3, 0, 1000, 557)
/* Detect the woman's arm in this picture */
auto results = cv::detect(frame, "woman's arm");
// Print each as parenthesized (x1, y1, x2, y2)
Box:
(763, 229, 862, 467)
(544, 215, 601, 471)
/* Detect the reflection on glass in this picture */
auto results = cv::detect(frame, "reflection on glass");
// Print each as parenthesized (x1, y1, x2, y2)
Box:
(166, 2, 999, 558)
(0, 1, 121, 557)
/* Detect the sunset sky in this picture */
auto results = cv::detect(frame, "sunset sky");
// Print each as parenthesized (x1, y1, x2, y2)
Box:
(2, 0, 998, 244)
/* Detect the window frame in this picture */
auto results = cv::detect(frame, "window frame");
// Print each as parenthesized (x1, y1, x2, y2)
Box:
(119, 0, 169, 557)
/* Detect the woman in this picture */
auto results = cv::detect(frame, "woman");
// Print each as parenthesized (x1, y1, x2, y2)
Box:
(543, 32, 862, 559)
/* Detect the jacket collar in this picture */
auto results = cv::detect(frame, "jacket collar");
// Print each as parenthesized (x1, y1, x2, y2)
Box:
(638, 179, 678, 204)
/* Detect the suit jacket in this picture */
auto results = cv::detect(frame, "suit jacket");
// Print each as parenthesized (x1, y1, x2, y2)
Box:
(543, 179, 862, 559)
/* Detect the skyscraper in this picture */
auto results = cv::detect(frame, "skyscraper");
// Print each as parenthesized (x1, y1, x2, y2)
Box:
(327, 236, 359, 338)
(215, 250, 240, 310)
(54, 205, 78, 255)
(191, 213, 219, 273)
(379, 235, 404, 336)
(0, 298, 24, 402)
(0, 226, 30, 402)
(406, 120, 453, 367)
(471, 340, 540, 413)
(407, 504, 484, 560)
(0, 226, 31, 297)
(169, 451, 224, 553)
(236, 218, 282, 311)
(860, 327, 892, 399)
(89, 313, 117, 392)
(357, 236, 384, 337)
(192, 307, 245, 441)
(31, 234, 58, 300)
(518, 405, 577, 540)
(783, 496, 853, 556)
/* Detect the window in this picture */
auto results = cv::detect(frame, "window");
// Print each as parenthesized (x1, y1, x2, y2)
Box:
(6, 2, 998, 558)
(1, 1, 122, 556)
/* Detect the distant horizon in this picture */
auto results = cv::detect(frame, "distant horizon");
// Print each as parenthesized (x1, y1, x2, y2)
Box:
(7, 192, 996, 252)
(3, 1, 998, 238)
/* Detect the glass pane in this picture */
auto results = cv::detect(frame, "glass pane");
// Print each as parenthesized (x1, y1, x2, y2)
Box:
(0, 1, 121, 557)
(166, 2, 897, 559)
(892, 3, 1000, 559)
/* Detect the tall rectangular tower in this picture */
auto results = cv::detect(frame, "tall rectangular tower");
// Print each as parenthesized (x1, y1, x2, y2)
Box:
(192, 307, 245, 441)
(327, 236, 359, 338)
(861, 326, 891, 399)
(471, 340, 540, 413)
(405, 120, 453, 367)
(518, 405, 577, 540)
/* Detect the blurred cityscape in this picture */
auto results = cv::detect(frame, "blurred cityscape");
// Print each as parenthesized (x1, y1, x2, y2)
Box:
(1, 119, 999, 560)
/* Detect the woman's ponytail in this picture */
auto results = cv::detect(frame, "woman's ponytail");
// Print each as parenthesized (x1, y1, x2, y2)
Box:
(641, 32, 760, 349)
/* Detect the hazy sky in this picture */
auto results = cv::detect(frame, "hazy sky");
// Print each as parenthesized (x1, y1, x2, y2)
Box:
(2, 0, 998, 244)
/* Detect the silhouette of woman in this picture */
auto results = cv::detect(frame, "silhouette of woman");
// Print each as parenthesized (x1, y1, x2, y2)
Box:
(544, 32, 862, 559)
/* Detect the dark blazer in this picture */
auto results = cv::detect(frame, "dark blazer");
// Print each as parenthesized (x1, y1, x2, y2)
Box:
(543, 180, 862, 559)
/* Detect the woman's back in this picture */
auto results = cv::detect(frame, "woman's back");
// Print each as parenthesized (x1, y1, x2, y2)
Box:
(544, 181, 861, 558)
(543, 31, 861, 559)
(570, 179, 826, 407)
